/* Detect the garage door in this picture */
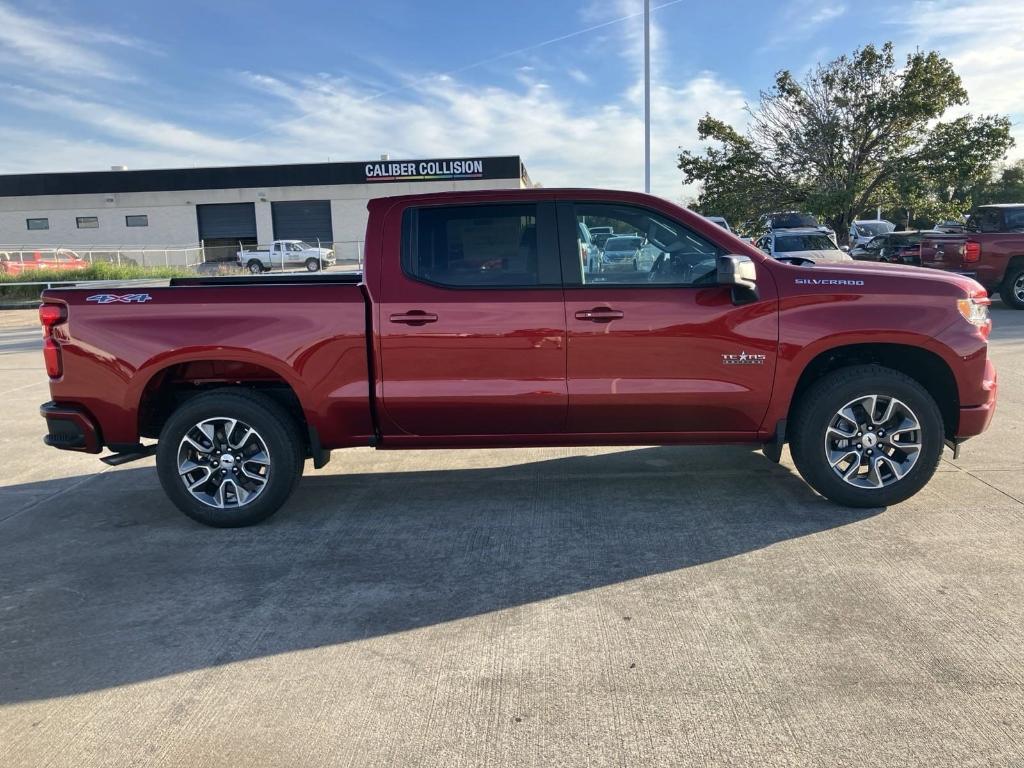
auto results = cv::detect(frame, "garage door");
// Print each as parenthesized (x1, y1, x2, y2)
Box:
(196, 203, 258, 262)
(271, 200, 333, 245)
(196, 203, 257, 240)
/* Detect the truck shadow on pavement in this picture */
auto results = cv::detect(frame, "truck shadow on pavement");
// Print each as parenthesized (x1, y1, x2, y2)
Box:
(0, 445, 880, 704)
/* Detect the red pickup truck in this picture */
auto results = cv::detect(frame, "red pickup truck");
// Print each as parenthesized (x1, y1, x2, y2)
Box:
(38, 189, 997, 527)
(918, 204, 1024, 308)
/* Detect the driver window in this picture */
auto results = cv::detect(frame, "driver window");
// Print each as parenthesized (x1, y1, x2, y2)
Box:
(574, 203, 718, 286)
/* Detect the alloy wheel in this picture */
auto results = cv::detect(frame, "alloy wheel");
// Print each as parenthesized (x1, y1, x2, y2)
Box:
(177, 417, 271, 508)
(823, 394, 922, 489)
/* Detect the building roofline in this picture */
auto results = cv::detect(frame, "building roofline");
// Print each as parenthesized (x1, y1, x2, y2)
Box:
(0, 155, 526, 198)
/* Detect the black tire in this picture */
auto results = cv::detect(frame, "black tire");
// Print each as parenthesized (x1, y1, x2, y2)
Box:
(790, 365, 944, 508)
(305, 258, 320, 272)
(998, 264, 1024, 309)
(156, 389, 304, 527)
(247, 260, 264, 274)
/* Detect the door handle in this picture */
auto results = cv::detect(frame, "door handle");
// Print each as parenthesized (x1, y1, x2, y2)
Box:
(575, 307, 624, 323)
(389, 310, 438, 326)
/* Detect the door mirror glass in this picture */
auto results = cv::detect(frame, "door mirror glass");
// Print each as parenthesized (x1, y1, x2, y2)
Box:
(717, 254, 758, 301)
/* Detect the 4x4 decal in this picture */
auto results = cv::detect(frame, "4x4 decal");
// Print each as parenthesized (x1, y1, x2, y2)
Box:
(86, 293, 153, 304)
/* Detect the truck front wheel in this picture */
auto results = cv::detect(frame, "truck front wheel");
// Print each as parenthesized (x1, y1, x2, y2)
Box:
(789, 365, 944, 508)
(156, 389, 304, 527)
(998, 265, 1024, 309)
(305, 258, 321, 272)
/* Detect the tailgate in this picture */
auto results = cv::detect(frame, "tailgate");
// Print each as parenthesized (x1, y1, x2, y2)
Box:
(919, 234, 967, 270)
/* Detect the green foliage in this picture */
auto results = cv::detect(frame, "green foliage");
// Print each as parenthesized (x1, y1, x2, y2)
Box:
(0, 263, 194, 303)
(678, 42, 1014, 238)
(972, 160, 1024, 205)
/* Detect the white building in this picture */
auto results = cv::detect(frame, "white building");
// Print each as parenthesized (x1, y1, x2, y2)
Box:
(0, 156, 530, 263)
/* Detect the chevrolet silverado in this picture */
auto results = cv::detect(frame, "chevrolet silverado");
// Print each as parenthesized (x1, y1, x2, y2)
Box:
(38, 189, 997, 526)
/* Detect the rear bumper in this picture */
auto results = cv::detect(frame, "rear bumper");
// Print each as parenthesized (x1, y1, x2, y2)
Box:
(40, 401, 102, 453)
(956, 359, 997, 439)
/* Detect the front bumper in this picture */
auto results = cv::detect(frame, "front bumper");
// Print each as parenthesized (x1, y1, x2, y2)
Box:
(40, 401, 102, 453)
(956, 359, 997, 439)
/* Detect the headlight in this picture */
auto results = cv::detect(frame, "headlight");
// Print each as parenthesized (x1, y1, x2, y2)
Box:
(957, 294, 991, 335)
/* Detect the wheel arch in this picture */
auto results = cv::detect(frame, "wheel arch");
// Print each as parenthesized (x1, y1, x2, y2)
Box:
(133, 354, 313, 449)
(785, 343, 959, 439)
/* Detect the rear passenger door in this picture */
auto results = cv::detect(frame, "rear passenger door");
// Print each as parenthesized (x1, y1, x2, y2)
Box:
(377, 201, 567, 436)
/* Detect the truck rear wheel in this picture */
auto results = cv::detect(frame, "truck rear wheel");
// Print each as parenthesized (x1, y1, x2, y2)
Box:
(790, 365, 944, 508)
(247, 260, 264, 274)
(998, 265, 1024, 309)
(156, 389, 304, 527)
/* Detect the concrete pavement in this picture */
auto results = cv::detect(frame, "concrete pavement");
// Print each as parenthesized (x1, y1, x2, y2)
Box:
(1, 306, 1022, 767)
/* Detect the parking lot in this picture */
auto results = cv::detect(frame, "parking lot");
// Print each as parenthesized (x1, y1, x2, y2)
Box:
(1, 306, 1022, 767)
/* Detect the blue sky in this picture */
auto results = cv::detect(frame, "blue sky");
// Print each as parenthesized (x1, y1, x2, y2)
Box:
(0, 0, 1020, 199)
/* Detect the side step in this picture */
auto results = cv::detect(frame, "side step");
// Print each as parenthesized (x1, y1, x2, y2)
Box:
(100, 443, 157, 466)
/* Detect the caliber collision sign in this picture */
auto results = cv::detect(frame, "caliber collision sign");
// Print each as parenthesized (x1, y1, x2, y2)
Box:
(364, 158, 486, 183)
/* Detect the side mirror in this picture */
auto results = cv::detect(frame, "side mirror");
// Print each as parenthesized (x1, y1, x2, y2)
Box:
(718, 254, 758, 303)
(840, 245, 850, 252)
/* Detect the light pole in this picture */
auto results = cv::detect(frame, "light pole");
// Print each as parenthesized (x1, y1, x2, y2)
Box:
(643, 0, 651, 194)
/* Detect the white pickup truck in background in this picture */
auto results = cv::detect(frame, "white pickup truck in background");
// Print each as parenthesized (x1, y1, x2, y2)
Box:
(237, 240, 336, 273)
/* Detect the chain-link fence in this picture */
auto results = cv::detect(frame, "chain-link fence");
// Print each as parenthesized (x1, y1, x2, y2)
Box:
(0, 240, 366, 272)
(0, 245, 206, 269)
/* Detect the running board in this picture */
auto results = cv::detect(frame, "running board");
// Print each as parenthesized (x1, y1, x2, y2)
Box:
(101, 444, 157, 466)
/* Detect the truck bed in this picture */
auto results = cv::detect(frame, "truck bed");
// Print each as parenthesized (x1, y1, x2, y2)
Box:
(43, 277, 373, 450)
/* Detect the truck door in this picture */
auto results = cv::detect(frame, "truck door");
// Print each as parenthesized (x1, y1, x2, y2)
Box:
(558, 200, 778, 435)
(376, 200, 567, 436)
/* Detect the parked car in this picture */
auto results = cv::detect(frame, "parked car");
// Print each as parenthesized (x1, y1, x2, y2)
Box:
(755, 229, 852, 263)
(933, 220, 966, 234)
(760, 210, 836, 241)
(38, 187, 995, 526)
(705, 216, 732, 233)
(918, 203, 1024, 308)
(237, 240, 336, 273)
(850, 231, 930, 264)
(0, 249, 87, 275)
(587, 226, 614, 236)
(849, 219, 895, 247)
(599, 235, 647, 271)
(577, 222, 598, 271)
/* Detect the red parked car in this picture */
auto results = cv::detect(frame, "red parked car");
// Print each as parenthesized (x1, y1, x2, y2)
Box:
(1, 249, 87, 275)
(38, 188, 996, 526)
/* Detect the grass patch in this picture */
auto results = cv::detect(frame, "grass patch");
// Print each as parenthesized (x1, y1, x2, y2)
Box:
(0, 263, 195, 303)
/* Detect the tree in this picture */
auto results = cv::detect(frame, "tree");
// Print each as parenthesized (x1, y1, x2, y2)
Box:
(678, 43, 1014, 238)
(972, 160, 1024, 205)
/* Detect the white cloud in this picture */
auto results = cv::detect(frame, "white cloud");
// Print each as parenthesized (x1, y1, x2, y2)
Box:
(0, 1, 148, 81)
(568, 68, 591, 84)
(233, 67, 745, 200)
(0, 85, 255, 162)
(895, 0, 1024, 159)
(760, 0, 848, 51)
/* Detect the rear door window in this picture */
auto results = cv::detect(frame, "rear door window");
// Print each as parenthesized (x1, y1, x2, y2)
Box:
(1004, 208, 1024, 231)
(402, 203, 559, 287)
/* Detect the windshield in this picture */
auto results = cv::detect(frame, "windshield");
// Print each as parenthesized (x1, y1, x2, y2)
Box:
(604, 236, 643, 252)
(771, 212, 819, 229)
(855, 221, 894, 236)
(775, 234, 837, 252)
